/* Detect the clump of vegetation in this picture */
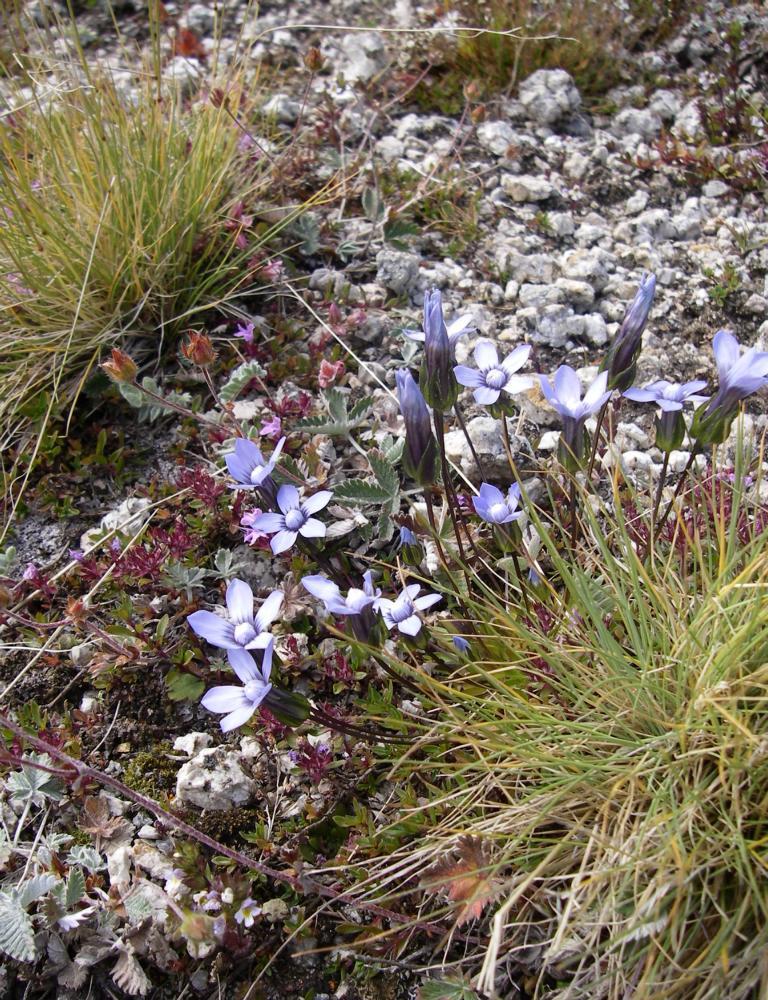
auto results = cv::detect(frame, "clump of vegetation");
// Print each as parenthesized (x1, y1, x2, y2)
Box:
(0, 15, 278, 457)
(640, 20, 768, 193)
(406, 0, 695, 112)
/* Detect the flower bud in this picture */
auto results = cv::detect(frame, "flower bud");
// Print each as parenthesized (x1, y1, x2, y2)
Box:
(654, 410, 685, 454)
(263, 687, 311, 727)
(101, 348, 137, 384)
(396, 368, 438, 487)
(602, 273, 656, 391)
(304, 46, 323, 72)
(181, 331, 216, 367)
(419, 290, 458, 411)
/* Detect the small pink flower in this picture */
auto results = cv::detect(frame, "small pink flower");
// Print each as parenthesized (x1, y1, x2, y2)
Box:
(318, 359, 345, 389)
(259, 414, 282, 440)
(261, 258, 284, 282)
(241, 509, 269, 547)
(234, 321, 255, 344)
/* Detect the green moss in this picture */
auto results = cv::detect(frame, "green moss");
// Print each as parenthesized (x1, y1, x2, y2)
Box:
(122, 742, 177, 800)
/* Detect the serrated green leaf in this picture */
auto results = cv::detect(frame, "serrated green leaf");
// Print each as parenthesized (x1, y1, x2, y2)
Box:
(7, 754, 65, 806)
(324, 388, 348, 423)
(165, 668, 205, 703)
(219, 360, 267, 403)
(369, 450, 399, 495)
(0, 892, 36, 962)
(334, 482, 393, 504)
(18, 873, 59, 907)
(348, 396, 373, 422)
(419, 980, 480, 1000)
(65, 868, 85, 908)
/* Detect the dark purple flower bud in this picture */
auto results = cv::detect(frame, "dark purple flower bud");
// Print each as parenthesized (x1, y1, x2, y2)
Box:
(396, 368, 438, 487)
(419, 290, 459, 411)
(602, 273, 656, 391)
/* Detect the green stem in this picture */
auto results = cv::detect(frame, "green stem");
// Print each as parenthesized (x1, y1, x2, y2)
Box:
(586, 399, 609, 480)
(657, 449, 699, 533)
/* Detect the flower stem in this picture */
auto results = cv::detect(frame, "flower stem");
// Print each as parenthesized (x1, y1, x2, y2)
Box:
(586, 399, 609, 480)
(454, 400, 487, 480)
(433, 410, 467, 563)
(657, 449, 699, 532)
(650, 449, 671, 551)
(569, 474, 579, 550)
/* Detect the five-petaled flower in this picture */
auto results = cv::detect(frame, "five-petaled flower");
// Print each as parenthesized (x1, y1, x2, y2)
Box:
(188, 579, 283, 651)
(225, 436, 285, 491)
(691, 330, 768, 445)
(250, 484, 333, 555)
(454, 341, 533, 406)
(201, 641, 274, 732)
(472, 482, 524, 525)
(624, 379, 708, 412)
(302, 571, 382, 615)
(539, 366, 612, 467)
(378, 584, 441, 637)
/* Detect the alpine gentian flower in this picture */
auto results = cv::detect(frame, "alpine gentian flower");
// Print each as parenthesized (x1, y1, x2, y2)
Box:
(539, 366, 612, 469)
(201, 642, 274, 732)
(378, 584, 441, 637)
(404, 292, 475, 353)
(602, 272, 656, 391)
(623, 379, 709, 412)
(691, 330, 768, 445)
(250, 484, 333, 554)
(454, 341, 533, 406)
(303, 571, 382, 642)
(624, 379, 709, 453)
(416, 289, 459, 410)
(225, 436, 285, 507)
(452, 635, 471, 654)
(188, 579, 283, 651)
(302, 571, 382, 615)
(396, 368, 437, 487)
(472, 482, 524, 525)
(398, 526, 417, 547)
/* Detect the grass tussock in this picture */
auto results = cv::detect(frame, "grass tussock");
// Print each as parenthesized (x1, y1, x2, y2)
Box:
(0, 23, 276, 451)
(354, 460, 768, 998)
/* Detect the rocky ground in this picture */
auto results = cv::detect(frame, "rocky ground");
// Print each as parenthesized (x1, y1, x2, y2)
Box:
(1, 0, 768, 997)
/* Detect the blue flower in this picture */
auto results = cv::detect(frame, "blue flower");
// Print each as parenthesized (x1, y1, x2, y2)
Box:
(472, 482, 524, 525)
(188, 580, 283, 651)
(302, 571, 382, 615)
(692, 330, 768, 445)
(404, 291, 474, 353)
(454, 341, 533, 406)
(396, 368, 437, 486)
(201, 641, 274, 732)
(377, 584, 441, 637)
(603, 272, 656, 391)
(250, 485, 333, 554)
(225, 436, 285, 489)
(539, 366, 612, 467)
(452, 635, 471, 654)
(623, 379, 709, 411)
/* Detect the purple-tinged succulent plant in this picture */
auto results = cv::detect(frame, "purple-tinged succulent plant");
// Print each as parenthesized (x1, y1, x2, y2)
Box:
(540, 366, 612, 467)
(454, 341, 533, 406)
(472, 482, 524, 525)
(200, 642, 274, 732)
(249, 485, 333, 554)
(378, 584, 441, 637)
(188, 579, 283, 651)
